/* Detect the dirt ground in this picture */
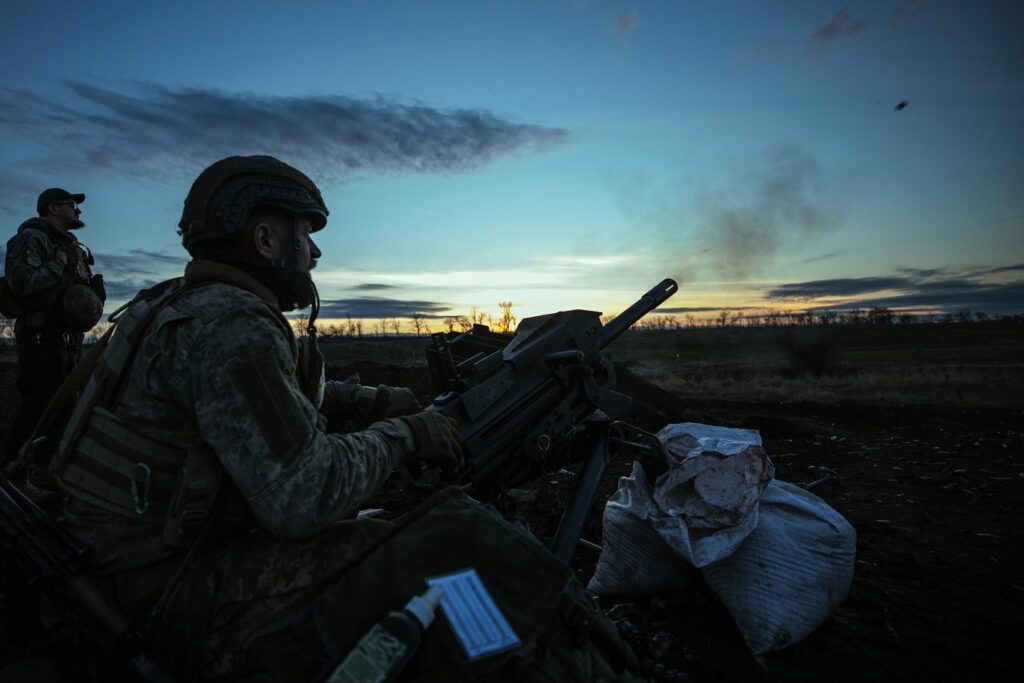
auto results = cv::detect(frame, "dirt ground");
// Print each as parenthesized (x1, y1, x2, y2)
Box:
(2, 352, 1023, 681)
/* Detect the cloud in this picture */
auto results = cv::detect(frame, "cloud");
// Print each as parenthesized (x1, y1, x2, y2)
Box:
(799, 251, 843, 265)
(695, 146, 842, 279)
(768, 264, 1024, 314)
(91, 248, 187, 302)
(0, 169, 43, 215)
(319, 296, 451, 319)
(888, 0, 928, 26)
(807, 281, 1024, 315)
(609, 11, 639, 40)
(768, 276, 910, 300)
(660, 305, 762, 313)
(807, 8, 870, 54)
(350, 283, 400, 291)
(806, 2, 929, 56)
(1, 83, 570, 187)
(973, 263, 1024, 276)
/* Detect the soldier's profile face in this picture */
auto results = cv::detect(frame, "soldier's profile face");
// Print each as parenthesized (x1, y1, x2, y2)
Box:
(296, 219, 321, 273)
(51, 200, 84, 229)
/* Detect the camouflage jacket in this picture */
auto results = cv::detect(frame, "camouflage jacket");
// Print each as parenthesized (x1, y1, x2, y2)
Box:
(4, 218, 93, 317)
(61, 263, 415, 577)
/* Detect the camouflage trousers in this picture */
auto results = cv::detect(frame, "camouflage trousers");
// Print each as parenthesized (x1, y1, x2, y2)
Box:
(154, 519, 393, 679)
(146, 490, 644, 683)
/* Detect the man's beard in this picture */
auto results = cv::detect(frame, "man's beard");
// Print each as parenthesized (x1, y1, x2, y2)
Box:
(69, 219, 85, 229)
(229, 261, 316, 312)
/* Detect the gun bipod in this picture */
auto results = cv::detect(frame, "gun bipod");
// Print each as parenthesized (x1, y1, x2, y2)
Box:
(549, 415, 664, 565)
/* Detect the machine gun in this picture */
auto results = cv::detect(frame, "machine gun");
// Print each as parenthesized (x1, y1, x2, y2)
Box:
(0, 475, 174, 681)
(426, 278, 678, 563)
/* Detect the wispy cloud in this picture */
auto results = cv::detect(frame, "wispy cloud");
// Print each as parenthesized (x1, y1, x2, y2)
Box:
(350, 283, 401, 291)
(319, 296, 451, 319)
(806, 2, 928, 56)
(0, 169, 44, 215)
(610, 10, 639, 40)
(799, 251, 843, 265)
(807, 8, 870, 55)
(1, 83, 570, 189)
(769, 276, 910, 300)
(660, 305, 762, 313)
(768, 264, 1024, 314)
(92, 248, 187, 301)
(807, 281, 1024, 314)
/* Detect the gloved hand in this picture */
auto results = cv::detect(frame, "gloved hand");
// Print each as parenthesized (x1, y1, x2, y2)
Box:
(373, 385, 422, 418)
(398, 411, 464, 479)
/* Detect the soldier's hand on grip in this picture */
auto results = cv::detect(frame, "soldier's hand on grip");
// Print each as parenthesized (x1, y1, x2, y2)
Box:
(377, 386, 422, 418)
(398, 411, 463, 479)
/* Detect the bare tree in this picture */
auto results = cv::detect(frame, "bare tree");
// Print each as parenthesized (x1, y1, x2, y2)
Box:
(497, 301, 517, 334)
(390, 318, 402, 336)
(291, 313, 310, 336)
(411, 312, 425, 336)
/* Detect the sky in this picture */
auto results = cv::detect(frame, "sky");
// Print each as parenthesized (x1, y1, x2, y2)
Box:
(1, 0, 1022, 327)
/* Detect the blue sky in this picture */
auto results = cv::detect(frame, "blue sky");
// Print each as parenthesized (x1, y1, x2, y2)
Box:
(2, 0, 1022, 325)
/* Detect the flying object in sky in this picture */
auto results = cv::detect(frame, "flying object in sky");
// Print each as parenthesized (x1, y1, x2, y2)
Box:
(895, 100, 909, 112)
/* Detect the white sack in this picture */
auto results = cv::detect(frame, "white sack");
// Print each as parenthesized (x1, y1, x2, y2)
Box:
(587, 461, 694, 597)
(701, 480, 857, 654)
(651, 423, 774, 567)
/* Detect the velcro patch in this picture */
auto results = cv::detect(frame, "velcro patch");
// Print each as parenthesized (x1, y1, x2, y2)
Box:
(229, 350, 313, 458)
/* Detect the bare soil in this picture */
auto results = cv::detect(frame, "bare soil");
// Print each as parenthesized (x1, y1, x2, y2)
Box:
(1, 348, 1022, 682)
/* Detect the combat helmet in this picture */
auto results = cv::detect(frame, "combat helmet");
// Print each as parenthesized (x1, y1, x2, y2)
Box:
(62, 283, 103, 332)
(177, 155, 328, 255)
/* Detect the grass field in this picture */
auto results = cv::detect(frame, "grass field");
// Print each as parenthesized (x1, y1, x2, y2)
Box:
(320, 320, 1024, 409)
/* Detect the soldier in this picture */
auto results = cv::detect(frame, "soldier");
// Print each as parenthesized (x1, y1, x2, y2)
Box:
(1, 188, 104, 468)
(51, 156, 464, 677)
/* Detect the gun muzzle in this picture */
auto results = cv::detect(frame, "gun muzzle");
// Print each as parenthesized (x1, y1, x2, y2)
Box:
(598, 278, 678, 346)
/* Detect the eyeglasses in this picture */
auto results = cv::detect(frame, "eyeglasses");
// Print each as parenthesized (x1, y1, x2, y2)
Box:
(54, 201, 79, 209)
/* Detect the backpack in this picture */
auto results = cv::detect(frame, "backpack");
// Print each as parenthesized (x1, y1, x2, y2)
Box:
(230, 488, 646, 682)
(0, 275, 23, 319)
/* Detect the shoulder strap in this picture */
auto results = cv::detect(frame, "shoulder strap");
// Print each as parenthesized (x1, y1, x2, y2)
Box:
(6, 279, 183, 473)
(48, 278, 192, 474)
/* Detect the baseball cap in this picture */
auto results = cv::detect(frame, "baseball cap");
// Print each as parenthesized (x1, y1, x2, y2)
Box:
(37, 188, 86, 215)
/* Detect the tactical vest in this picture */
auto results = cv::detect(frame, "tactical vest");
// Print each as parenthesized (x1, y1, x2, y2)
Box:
(3, 220, 95, 321)
(50, 261, 325, 548)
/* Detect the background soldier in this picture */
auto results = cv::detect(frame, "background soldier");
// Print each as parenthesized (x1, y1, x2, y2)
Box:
(1, 188, 104, 469)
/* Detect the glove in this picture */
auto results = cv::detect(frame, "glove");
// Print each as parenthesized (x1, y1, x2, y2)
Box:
(398, 411, 464, 479)
(372, 385, 422, 418)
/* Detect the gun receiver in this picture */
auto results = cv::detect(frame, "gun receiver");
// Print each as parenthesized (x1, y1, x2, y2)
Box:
(426, 278, 677, 562)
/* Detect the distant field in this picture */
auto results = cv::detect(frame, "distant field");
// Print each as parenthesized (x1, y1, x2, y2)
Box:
(320, 320, 1024, 409)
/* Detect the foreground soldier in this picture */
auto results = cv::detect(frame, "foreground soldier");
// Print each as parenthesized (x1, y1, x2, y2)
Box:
(50, 156, 643, 681)
(1, 188, 104, 467)
(50, 156, 458, 672)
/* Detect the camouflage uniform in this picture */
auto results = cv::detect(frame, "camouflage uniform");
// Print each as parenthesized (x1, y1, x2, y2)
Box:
(57, 260, 418, 676)
(2, 218, 94, 464)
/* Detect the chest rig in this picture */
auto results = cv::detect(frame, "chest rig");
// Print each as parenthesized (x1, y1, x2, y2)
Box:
(50, 261, 324, 548)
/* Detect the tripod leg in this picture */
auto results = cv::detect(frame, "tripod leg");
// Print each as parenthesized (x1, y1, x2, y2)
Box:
(550, 426, 612, 565)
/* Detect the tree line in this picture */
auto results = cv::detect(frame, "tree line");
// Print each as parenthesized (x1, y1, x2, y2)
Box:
(1, 304, 1020, 347)
(625, 307, 1024, 331)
